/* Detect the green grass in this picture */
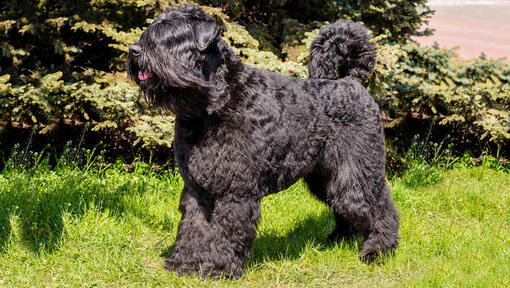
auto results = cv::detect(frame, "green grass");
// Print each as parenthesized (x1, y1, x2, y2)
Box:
(0, 164, 509, 287)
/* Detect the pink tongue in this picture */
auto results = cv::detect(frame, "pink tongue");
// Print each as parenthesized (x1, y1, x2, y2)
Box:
(138, 71, 149, 81)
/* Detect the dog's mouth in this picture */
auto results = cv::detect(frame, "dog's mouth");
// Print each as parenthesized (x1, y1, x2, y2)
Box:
(138, 70, 153, 81)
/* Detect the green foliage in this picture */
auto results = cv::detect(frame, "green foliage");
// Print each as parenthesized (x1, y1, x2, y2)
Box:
(1, 1, 508, 159)
(0, 0, 170, 79)
(0, 71, 174, 151)
(127, 114, 175, 149)
(202, 0, 433, 43)
(371, 41, 510, 147)
(0, 1, 177, 152)
(202, 6, 308, 78)
(396, 134, 456, 188)
(333, 0, 434, 42)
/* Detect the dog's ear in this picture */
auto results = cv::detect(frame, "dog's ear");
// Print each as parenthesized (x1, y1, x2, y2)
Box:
(194, 21, 220, 52)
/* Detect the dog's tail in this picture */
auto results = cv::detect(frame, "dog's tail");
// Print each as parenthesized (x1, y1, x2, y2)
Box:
(308, 20, 376, 83)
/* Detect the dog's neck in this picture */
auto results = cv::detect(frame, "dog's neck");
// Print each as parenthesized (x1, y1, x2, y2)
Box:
(171, 40, 245, 123)
(204, 40, 245, 115)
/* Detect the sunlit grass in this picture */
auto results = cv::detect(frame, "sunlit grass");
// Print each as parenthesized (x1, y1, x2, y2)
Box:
(0, 163, 508, 287)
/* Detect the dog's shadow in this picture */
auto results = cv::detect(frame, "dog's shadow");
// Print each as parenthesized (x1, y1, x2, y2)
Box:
(248, 212, 363, 265)
(160, 212, 363, 266)
(0, 177, 178, 253)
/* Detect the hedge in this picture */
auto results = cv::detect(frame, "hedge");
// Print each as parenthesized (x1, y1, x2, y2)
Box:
(0, 1, 508, 163)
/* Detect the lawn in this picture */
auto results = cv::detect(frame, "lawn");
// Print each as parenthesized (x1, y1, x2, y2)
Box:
(0, 164, 508, 287)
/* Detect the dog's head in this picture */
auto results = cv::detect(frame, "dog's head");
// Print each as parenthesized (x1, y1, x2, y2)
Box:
(126, 4, 226, 118)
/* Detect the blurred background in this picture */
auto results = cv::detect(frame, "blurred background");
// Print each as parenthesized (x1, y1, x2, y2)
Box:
(415, 0, 510, 61)
(0, 0, 509, 170)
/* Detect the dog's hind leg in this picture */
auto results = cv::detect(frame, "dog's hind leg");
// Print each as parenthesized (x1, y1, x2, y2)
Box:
(358, 183, 400, 263)
(310, 137, 399, 263)
(328, 151, 399, 263)
(304, 168, 357, 242)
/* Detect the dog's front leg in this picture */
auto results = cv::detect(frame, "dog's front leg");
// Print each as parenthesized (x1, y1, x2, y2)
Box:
(204, 195, 261, 279)
(164, 186, 213, 277)
(164, 188, 260, 279)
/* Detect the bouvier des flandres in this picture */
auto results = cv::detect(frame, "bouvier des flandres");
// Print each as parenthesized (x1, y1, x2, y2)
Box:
(126, 4, 399, 279)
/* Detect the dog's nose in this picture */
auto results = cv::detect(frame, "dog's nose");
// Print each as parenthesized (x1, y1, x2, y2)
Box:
(129, 43, 142, 56)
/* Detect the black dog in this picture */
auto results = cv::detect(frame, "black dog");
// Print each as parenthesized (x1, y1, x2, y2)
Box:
(127, 4, 399, 279)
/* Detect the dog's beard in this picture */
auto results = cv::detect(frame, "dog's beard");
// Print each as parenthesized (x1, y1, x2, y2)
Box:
(127, 55, 210, 120)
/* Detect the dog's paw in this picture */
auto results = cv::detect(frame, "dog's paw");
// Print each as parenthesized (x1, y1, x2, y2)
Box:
(327, 230, 356, 243)
(360, 242, 397, 264)
(359, 250, 379, 264)
(204, 266, 243, 280)
(163, 258, 191, 274)
(163, 258, 242, 280)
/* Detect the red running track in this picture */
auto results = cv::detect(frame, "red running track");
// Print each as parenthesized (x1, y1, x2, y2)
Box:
(413, 4, 510, 61)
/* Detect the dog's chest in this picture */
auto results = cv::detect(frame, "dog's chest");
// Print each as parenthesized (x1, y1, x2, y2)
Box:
(176, 123, 263, 197)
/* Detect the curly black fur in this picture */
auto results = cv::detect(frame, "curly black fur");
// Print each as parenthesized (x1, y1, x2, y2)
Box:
(126, 4, 399, 279)
(309, 20, 376, 82)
